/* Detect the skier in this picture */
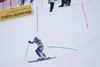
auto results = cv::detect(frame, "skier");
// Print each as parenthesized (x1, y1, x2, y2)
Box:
(28, 37, 47, 59)
(20, 0, 26, 6)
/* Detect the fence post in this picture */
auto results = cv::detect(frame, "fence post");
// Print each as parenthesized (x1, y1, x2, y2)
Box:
(81, 3, 88, 29)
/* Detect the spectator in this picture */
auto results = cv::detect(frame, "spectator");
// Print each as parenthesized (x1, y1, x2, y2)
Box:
(65, 0, 71, 6)
(59, 0, 65, 7)
(20, 0, 26, 6)
(59, 0, 71, 7)
(30, 0, 33, 4)
(48, 0, 55, 12)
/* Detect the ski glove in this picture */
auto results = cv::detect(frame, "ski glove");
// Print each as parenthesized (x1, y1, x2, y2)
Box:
(28, 41, 31, 43)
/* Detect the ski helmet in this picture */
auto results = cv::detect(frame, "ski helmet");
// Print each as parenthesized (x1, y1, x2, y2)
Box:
(34, 37, 38, 42)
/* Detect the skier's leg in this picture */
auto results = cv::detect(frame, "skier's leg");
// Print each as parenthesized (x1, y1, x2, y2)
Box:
(40, 52, 47, 57)
(39, 46, 47, 57)
(35, 47, 42, 57)
(43, 53, 47, 57)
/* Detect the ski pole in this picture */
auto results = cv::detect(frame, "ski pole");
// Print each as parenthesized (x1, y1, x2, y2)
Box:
(25, 43, 30, 58)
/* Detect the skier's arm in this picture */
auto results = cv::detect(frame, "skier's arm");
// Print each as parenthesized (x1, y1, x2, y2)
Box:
(28, 41, 35, 44)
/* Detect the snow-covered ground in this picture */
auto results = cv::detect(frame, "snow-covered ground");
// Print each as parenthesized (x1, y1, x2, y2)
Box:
(0, 0, 100, 67)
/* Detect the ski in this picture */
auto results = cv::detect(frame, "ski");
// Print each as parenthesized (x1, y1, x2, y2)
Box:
(28, 57, 56, 63)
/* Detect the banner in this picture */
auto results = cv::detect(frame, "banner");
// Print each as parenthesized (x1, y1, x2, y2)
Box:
(0, 5, 33, 22)
(0, 0, 5, 3)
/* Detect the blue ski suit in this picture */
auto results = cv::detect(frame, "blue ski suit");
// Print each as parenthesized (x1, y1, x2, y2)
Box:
(30, 0, 34, 3)
(30, 40, 45, 57)
(20, 0, 26, 6)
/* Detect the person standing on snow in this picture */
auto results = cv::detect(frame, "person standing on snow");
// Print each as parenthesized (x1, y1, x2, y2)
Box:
(48, 0, 55, 12)
(20, 0, 26, 6)
(65, 0, 71, 6)
(59, 0, 65, 7)
(28, 37, 47, 59)
(30, 0, 34, 4)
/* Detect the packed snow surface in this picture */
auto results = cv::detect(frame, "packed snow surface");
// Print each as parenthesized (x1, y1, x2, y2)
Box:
(0, 0, 100, 67)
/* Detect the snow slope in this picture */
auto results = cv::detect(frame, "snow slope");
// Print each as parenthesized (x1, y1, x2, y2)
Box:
(0, 0, 100, 67)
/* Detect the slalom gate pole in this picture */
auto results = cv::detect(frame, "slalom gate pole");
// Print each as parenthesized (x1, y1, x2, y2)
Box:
(81, 3, 88, 29)
(36, 5, 38, 33)
(25, 43, 30, 58)
(41, 0, 43, 7)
